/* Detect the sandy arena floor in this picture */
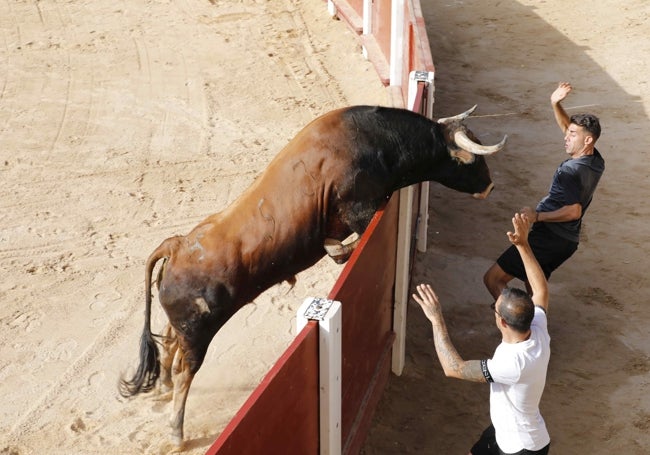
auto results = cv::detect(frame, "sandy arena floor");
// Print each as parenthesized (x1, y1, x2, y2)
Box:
(2, 1, 649, 454)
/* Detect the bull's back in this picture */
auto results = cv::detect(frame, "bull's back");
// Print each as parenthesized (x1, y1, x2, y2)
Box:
(158, 107, 396, 302)
(221, 109, 354, 237)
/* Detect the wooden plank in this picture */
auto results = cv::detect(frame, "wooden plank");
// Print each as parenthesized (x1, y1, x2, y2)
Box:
(392, 186, 414, 375)
(206, 322, 320, 455)
(330, 0, 364, 33)
(329, 193, 398, 452)
(343, 331, 395, 455)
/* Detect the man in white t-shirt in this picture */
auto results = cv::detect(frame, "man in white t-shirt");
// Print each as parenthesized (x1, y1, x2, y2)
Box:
(413, 212, 551, 454)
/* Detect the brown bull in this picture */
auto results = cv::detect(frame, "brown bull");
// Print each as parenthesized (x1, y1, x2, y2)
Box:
(119, 105, 506, 445)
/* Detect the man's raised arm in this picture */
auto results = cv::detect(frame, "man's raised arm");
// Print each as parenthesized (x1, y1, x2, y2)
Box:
(551, 81, 572, 134)
(413, 284, 487, 383)
(508, 213, 550, 312)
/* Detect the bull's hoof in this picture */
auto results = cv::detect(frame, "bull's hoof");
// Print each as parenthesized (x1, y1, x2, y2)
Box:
(170, 430, 184, 448)
(324, 233, 360, 263)
(169, 418, 184, 448)
(332, 254, 352, 264)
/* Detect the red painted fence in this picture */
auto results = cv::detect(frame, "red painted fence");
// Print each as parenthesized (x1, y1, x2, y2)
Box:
(206, 322, 320, 454)
(330, 194, 398, 454)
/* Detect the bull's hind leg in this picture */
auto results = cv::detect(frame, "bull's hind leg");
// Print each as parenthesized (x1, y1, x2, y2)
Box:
(162, 285, 236, 445)
(169, 347, 195, 447)
(158, 323, 177, 394)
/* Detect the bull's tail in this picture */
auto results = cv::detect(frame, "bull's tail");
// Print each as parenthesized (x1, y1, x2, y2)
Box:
(119, 238, 178, 397)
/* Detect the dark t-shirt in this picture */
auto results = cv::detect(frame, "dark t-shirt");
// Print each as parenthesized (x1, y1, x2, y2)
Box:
(536, 149, 605, 242)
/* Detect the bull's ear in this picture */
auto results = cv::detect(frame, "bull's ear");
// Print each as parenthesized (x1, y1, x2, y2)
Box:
(450, 148, 475, 164)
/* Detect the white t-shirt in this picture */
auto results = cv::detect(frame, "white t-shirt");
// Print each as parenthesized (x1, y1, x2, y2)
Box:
(483, 306, 551, 453)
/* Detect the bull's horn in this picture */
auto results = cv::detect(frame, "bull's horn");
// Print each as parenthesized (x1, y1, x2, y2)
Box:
(454, 130, 507, 155)
(437, 105, 478, 124)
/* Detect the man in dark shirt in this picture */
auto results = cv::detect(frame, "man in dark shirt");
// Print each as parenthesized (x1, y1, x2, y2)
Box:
(484, 82, 605, 299)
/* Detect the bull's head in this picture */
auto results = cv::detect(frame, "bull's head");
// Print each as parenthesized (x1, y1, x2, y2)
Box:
(435, 105, 507, 199)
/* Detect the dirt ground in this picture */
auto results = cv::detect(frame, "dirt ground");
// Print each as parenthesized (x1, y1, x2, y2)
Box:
(2, 1, 649, 455)
(362, 1, 650, 454)
(0, 1, 385, 454)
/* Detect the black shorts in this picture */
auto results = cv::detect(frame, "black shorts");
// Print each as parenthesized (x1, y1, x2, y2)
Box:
(471, 424, 550, 455)
(497, 222, 578, 282)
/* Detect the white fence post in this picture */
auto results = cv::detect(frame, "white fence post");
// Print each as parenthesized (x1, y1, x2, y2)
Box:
(410, 70, 435, 253)
(297, 297, 342, 455)
(392, 71, 435, 375)
(392, 186, 413, 376)
(389, 0, 405, 86)
(362, 0, 372, 35)
(327, 0, 336, 18)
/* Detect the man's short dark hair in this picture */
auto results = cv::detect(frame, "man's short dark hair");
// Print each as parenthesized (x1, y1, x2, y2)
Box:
(570, 113, 601, 141)
(499, 287, 535, 333)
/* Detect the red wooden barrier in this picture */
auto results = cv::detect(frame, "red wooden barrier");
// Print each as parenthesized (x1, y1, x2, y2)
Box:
(358, 0, 392, 85)
(333, 0, 435, 101)
(206, 322, 320, 454)
(328, 194, 398, 454)
(399, 0, 435, 103)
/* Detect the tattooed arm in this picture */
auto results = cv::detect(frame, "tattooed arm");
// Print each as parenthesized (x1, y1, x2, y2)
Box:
(413, 284, 487, 383)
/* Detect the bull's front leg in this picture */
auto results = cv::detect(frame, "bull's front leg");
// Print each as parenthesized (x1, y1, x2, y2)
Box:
(169, 347, 195, 447)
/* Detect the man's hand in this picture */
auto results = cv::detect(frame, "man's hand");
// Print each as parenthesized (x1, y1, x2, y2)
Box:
(413, 284, 442, 325)
(506, 212, 532, 247)
(551, 81, 572, 105)
(508, 212, 549, 311)
(520, 206, 537, 223)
